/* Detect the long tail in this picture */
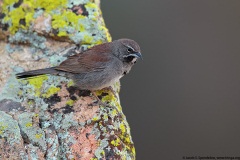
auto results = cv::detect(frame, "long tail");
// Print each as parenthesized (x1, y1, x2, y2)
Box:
(16, 67, 58, 79)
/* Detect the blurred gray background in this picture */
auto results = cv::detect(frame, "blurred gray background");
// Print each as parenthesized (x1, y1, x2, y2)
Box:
(102, 0, 240, 159)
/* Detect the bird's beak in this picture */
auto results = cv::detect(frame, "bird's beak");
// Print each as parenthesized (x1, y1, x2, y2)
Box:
(129, 52, 143, 60)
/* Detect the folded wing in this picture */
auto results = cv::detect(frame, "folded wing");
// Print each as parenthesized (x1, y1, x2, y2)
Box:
(55, 51, 112, 74)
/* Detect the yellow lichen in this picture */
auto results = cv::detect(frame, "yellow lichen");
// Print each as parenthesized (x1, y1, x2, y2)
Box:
(103, 113, 108, 120)
(95, 89, 122, 111)
(52, 10, 85, 36)
(79, 23, 85, 32)
(2, 0, 36, 33)
(67, 80, 74, 87)
(92, 116, 100, 121)
(124, 136, 131, 143)
(66, 99, 74, 106)
(94, 39, 104, 45)
(99, 26, 112, 42)
(36, 0, 67, 12)
(0, 123, 8, 135)
(2, 0, 18, 7)
(119, 123, 126, 134)
(115, 102, 123, 112)
(8, 7, 26, 33)
(28, 100, 34, 105)
(95, 90, 114, 102)
(58, 30, 67, 37)
(85, 2, 98, 9)
(18, 90, 23, 95)
(35, 133, 43, 139)
(111, 109, 118, 116)
(83, 34, 93, 44)
(25, 122, 33, 127)
(2, 0, 67, 33)
(132, 147, 136, 156)
(100, 150, 105, 156)
(2, 0, 111, 49)
(27, 75, 48, 97)
(52, 14, 68, 29)
(111, 138, 121, 147)
(43, 86, 60, 98)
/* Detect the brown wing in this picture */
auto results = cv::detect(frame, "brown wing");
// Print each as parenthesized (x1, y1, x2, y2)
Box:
(55, 50, 112, 74)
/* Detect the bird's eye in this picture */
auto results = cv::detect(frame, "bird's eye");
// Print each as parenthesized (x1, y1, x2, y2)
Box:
(127, 48, 133, 53)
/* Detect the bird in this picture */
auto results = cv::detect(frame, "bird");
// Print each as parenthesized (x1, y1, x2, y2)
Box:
(16, 39, 142, 100)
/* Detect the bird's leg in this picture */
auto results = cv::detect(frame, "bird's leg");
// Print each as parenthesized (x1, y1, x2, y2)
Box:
(91, 90, 109, 107)
(91, 88, 119, 107)
(105, 87, 122, 115)
(91, 89, 122, 117)
(107, 86, 118, 100)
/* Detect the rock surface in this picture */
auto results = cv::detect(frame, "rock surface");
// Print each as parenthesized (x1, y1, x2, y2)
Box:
(0, 0, 135, 159)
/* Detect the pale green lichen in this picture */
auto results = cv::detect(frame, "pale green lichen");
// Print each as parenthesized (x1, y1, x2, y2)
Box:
(0, 73, 21, 101)
(49, 55, 67, 66)
(0, 111, 22, 143)
(18, 113, 47, 151)
(94, 138, 108, 158)
(8, 30, 47, 49)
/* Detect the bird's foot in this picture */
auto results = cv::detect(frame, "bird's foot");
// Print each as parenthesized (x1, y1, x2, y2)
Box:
(91, 91, 110, 107)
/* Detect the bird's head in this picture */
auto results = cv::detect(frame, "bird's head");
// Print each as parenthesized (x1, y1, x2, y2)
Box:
(112, 39, 142, 64)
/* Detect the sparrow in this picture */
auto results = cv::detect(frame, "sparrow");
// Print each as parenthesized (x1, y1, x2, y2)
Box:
(16, 39, 142, 93)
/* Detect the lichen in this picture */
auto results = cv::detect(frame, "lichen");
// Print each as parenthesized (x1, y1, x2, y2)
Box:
(92, 116, 100, 122)
(36, 0, 67, 12)
(18, 112, 47, 151)
(119, 123, 126, 134)
(27, 75, 48, 97)
(66, 99, 74, 106)
(0, 111, 22, 143)
(8, 30, 47, 49)
(35, 133, 43, 139)
(42, 86, 61, 98)
(67, 80, 74, 87)
(0, 0, 135, 159)
(1, 0, 111, 44)
(0, 73, 21, 102)
(0, 122, 8, 135)
(111, 138, 121, 147)
(25, 122, 33, 128)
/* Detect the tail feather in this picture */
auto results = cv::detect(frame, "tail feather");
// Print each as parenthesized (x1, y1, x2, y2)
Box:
(16, 67, 57, 79)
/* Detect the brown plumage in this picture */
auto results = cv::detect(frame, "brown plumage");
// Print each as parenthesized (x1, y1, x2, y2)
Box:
(16, 39, 142, 90)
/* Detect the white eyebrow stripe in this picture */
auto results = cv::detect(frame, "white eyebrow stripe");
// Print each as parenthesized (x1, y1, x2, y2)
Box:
(125, 45, 135, 51)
